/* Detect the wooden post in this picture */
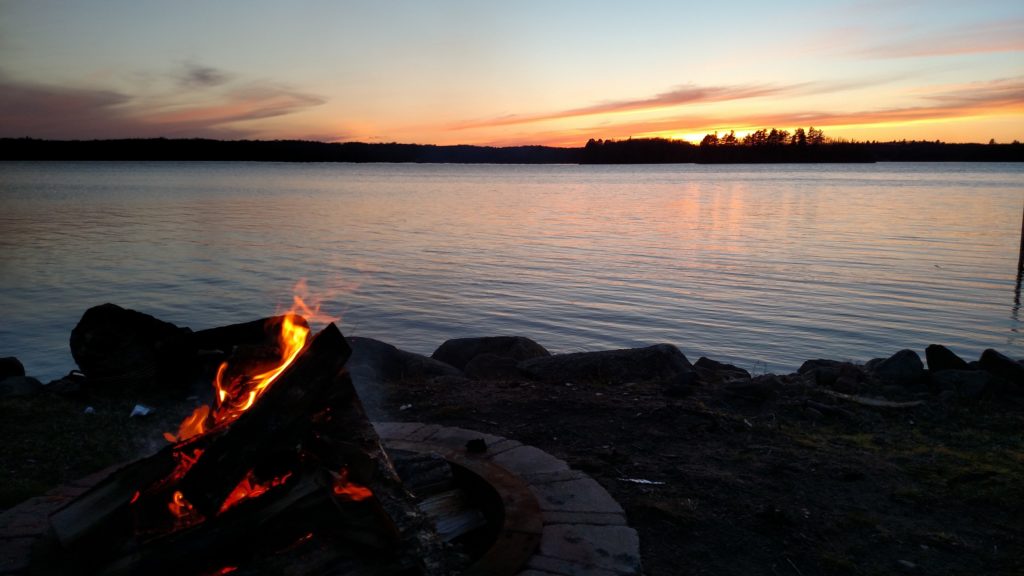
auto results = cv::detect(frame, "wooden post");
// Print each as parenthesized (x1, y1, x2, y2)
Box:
(1018, 202, 1024, 273)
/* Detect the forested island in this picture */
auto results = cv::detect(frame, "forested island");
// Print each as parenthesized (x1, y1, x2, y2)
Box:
(2, 128, 1021, 164)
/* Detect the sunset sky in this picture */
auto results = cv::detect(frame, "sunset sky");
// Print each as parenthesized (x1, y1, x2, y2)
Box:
(1, 1, 1022, 146)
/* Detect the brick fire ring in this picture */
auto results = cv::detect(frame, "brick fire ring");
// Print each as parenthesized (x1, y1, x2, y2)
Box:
(0, 423, 642, 576)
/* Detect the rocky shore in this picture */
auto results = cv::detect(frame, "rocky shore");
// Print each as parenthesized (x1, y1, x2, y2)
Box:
(2, 304, 1022, 575)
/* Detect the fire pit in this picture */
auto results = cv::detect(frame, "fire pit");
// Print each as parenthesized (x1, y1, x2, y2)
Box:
(0, 423, 641, 575)
(0, 303, 641, 575)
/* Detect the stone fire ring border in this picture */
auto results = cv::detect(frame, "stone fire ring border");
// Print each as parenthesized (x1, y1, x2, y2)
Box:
(376, 422, 642, 576)
(0, 423, 641, 576)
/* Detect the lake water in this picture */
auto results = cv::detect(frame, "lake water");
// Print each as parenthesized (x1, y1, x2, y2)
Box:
(1, 161, 1021, 381)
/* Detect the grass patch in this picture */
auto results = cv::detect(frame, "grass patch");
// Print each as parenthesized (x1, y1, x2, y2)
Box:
(0, 394, 169, 509)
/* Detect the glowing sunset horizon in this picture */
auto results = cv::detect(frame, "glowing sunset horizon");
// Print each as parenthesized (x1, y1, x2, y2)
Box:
(1, 2, 1021, 147)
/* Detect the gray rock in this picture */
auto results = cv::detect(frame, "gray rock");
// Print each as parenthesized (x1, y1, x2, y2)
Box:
(695, 357, 750, 380)
(978, 349, 1024, 391)
(519, 344, 693, 384)
(870, 349, 924, 387)
(925, 344, 969, 372)
(0, 357, 25, 381)
(431, 336, 550, 370)
(463, 353, 522, 380)
(347, 337, 461, 383)
(0, 376, 43, 398)
(930, 369, 992, 401)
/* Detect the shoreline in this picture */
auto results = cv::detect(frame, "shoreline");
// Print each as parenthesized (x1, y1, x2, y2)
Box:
(2, 315, 1023, 574)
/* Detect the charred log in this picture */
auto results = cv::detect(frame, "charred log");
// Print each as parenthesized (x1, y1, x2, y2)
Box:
(193, 315, 309, 353)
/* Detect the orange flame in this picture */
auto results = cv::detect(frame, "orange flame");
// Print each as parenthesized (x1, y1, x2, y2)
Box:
(218, 470, 294, 514)
(332, 468, 373, 502)
(159, 282, 339, 521)
(212, 312, 309, 427)
(164, 285, 334, 444)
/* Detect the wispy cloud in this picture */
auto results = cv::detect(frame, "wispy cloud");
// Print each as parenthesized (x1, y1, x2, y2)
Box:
(0, 70, 325, 139)
(146, 83, 325, 127)
(447, 78, 911, 132)
(858, 19, 1024, 59)
(448, 82, 809, 130)
(176, 62, 233, 89)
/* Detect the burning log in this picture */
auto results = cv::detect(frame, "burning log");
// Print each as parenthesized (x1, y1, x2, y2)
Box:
(49, 447, 179, 556)
(50, 316, 452, 575)
(193, 315, 308, 353)
(176, 322, 351, 516)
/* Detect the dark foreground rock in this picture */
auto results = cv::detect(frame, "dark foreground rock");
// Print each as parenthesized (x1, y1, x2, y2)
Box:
(519, 344, 693, 384)
(694, 357, 751, 381)
(870, 349, 925, 387)
(69, 303, 197, 394)
(348, 337, 461, 384)
(925, 344, 969, 372)
(431, 336, 550, 370)
(797, 359, 875, 394)
(979, 349, 1024, 392)
(0, 357, 25, 381)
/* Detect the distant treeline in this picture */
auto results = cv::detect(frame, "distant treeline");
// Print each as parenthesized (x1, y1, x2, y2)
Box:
(0, 138, 578, 164)
(1, 134, 1021, 164)
(584, 127, 1023, 163)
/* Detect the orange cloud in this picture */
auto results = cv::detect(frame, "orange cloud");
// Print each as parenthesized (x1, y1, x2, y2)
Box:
(498, 78, 1024, 146)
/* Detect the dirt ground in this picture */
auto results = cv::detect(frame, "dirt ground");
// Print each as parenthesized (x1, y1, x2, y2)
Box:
(370, 372, 1024, 576)
(3, 367, 1022, 576)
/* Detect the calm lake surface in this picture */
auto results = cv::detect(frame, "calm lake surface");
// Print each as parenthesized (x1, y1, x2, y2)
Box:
(1, 161, 1021, 381)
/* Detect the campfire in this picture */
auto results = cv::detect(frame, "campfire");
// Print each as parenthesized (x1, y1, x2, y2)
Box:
(46, 297, 452, 575)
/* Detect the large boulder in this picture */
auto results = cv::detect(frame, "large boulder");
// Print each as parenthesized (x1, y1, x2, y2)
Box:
(978, 349, 1024, 393)
(870, 349, 924, 387)
(925, 345, 969, 372)
(519, 344, 693, 384)
(69, 303, 197, 393)
(431, 336, 550, 371)
(348, 337, 461, 384)
(0, 357, 25, 381)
